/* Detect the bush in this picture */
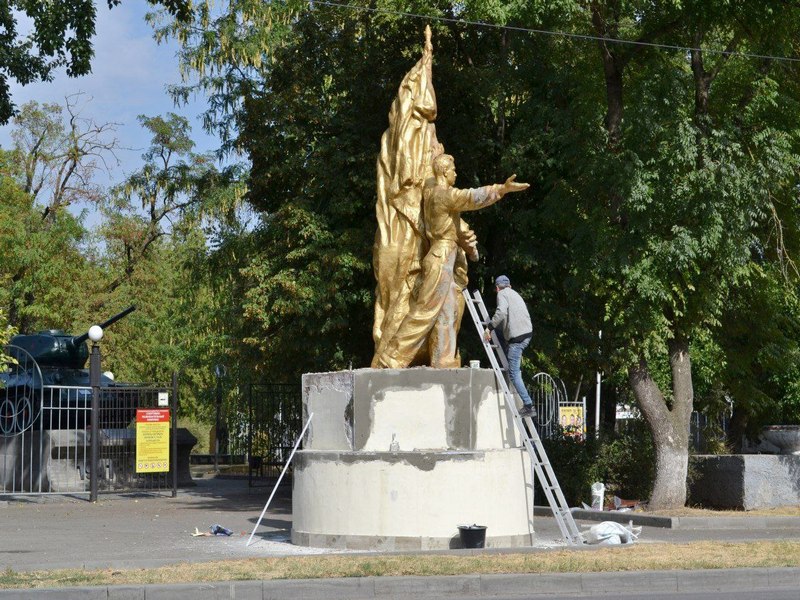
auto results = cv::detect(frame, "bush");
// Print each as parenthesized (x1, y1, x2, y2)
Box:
(540, 432, 600, 506)
(539, 420, 655, 507)
(595, 420, 655, 501)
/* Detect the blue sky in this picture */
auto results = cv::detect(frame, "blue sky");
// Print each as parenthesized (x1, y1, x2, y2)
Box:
(0, 2, 219, 195)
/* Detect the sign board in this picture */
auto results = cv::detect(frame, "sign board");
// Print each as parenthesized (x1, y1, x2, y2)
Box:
(136, 409, 170, 473)
(158, 392, 169, 407)
(558, 405, 585, 439)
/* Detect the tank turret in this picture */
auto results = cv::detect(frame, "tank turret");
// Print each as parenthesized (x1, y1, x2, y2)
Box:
(9, 306, 136, 369)
(1, 306, 137, 433)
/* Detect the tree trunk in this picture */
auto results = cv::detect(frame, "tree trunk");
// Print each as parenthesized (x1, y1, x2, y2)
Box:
(591, 3, 625, 150)
(629, 338, 693, 509)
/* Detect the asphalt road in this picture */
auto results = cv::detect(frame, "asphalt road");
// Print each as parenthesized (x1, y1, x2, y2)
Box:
(1, 476, 800, 599)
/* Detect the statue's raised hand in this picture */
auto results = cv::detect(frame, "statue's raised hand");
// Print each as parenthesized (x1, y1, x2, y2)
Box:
(501, 174, 530, 195)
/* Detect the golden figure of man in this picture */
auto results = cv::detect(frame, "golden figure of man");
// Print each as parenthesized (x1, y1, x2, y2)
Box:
(374, 154, 529, 368)
(372, 27, 529, 369)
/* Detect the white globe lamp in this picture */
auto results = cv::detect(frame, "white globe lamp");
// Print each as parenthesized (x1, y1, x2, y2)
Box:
(88, 325, 104, 343)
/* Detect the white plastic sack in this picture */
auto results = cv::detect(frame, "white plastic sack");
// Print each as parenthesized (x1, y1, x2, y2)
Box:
(584, 520, 642, 545)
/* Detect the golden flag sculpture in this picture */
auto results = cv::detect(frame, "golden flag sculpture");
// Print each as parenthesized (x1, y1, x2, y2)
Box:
(371, 26, 443, 367)
(372, 27, 528, 369)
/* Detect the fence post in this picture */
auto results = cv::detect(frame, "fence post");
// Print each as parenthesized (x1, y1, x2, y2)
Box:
(89, 341, 101, 502)
(172, 371, 178, 498)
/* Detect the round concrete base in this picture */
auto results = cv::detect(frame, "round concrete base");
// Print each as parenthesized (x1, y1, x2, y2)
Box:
(292, 448, 534, 550)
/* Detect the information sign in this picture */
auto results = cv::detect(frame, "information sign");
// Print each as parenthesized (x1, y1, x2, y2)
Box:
(136, 409, 170, 473)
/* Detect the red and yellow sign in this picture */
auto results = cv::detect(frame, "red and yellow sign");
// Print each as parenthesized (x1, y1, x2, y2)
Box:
(136, 409, 170, 473)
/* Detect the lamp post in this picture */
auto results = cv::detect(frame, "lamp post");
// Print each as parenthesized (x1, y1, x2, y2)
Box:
(595, 329, 602, 438)
(88, 324, 103, 502)
(214, 364, 226, 473)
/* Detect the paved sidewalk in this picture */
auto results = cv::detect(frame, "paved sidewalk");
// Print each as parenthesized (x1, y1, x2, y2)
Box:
(2, 476, 800, 598)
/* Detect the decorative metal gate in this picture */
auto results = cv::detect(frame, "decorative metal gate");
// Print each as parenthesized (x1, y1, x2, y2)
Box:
(1, 345, 177, 496)
(244, 383, 301, 487)
(530, 372, 569, 439)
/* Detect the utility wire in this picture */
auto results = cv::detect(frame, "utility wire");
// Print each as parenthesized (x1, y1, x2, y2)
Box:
(308, 0, 800, 64)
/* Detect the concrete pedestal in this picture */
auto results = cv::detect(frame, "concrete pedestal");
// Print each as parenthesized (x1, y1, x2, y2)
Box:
(689, 454, 800, 509)
(292, 368, 534, 550)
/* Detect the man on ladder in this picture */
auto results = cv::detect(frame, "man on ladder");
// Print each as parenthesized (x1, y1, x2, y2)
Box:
(483, 275, 538, 421)
(465, 284, 584, 545)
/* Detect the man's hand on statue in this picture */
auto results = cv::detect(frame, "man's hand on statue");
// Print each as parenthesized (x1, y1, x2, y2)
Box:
(501, 174, 530, 195)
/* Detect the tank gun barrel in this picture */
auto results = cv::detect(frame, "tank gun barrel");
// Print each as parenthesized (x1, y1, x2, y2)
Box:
(72, 305, 136, 347)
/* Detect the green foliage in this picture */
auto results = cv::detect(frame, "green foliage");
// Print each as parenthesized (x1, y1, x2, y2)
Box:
(0, 308, 15, 368)
(596, 421, 656, 501)
(151, 1, 800, 446)
(539, 432, 601, 506)
(0, 149, 94, 334)
(98, 113, 250, 417)
(0, 1, 190, 124)
(541, 422, 655, 506)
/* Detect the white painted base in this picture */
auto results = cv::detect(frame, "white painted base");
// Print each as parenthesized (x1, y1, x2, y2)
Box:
(293, 449, 533, 549)
(293, 369, 536, 549)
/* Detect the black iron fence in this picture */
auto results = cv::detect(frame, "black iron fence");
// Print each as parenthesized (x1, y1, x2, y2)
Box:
(241, 383, 301, 486)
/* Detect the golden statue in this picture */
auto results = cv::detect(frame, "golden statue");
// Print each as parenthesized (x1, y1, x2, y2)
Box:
(372, 27, 529, 369)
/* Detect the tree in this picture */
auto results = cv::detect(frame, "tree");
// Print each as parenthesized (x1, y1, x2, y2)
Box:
(2, 95, 120, 332)
(555, 0, 800, 507)
(9, 95, 120, 221)
(158, 0, 800, 509)
(94, 113, 248, 415)
(102, 112, 242, 294)
(0, 149, 94, 333)
(154, 0, 556, 380)
(0, 0, 190, 124)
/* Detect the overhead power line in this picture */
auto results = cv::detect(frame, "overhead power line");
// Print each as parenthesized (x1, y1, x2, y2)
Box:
(308, 0, 800, 64)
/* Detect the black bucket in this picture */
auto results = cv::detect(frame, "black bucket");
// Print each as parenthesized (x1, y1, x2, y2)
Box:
(458, 524, 487, 549)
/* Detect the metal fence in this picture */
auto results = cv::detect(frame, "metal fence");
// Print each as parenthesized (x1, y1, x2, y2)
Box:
(241, 383, 301, 486)
(690, 411, 730, 453)
(94, 384, 176, 494)
(1, 344, 177, 496)
(529, 373, 584, 440)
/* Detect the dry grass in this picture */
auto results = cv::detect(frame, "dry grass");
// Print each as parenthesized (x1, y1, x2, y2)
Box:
(2, 541, 800, 589)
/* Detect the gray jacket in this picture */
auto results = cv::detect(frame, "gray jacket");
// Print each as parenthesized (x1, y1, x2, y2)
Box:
(488, 287, 532, 343)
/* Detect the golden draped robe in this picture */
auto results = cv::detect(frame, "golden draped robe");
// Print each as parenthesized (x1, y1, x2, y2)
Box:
(371, 29, 442, 367)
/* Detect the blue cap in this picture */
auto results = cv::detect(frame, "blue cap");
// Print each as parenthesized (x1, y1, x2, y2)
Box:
(495, 275, 511, 288)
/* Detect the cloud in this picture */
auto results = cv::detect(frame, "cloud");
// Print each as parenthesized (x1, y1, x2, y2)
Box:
(0, 3, 216, 185)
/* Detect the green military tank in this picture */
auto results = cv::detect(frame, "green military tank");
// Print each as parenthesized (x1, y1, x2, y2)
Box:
(1, 306, 136, 434)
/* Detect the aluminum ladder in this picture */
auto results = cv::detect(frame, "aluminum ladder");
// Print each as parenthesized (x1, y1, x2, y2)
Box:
(462, 288, 583, 546)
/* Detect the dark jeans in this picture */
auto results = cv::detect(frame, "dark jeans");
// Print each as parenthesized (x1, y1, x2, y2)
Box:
(496, 332, 533, 407)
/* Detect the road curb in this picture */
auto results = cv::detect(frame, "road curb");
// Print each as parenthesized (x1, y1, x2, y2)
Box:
(535, 505, 800, 530)
(2, 568, 800, 599)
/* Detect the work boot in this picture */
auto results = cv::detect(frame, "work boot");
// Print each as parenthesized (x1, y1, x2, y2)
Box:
(519, 405, 537, 419)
